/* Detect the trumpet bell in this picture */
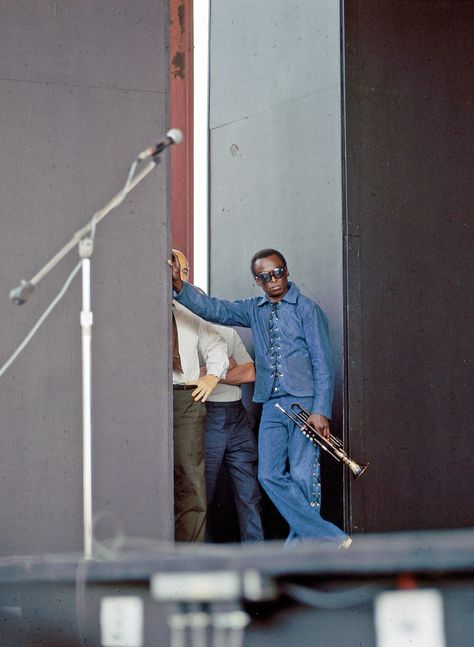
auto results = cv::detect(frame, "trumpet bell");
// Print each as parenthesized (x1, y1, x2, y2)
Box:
(351, 462, 369, 479)
(275, 402, 369, 480)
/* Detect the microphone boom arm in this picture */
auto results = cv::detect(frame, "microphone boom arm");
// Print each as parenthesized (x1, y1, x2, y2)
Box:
(10, 157, 159, 304)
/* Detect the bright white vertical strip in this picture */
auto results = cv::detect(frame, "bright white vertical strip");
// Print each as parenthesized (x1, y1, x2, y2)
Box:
(193, 0, 210, 292)
(81, 258, 93, 558)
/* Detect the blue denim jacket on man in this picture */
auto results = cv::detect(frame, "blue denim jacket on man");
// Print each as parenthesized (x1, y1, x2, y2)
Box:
(174, 281, 335, 419)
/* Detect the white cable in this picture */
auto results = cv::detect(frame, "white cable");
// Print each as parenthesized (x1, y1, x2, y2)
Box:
(90, 158, 139, 243)
(0, 260, 82, 378)
(1, 153, 142, 387)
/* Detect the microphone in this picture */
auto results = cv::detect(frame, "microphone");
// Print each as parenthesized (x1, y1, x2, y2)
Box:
(10, 280, 35, 305)
(138, 128, 183, 160)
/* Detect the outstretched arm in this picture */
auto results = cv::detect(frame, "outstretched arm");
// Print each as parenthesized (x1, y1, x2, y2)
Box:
(168, 253, 252, 328)
(189, 318, 229, 402)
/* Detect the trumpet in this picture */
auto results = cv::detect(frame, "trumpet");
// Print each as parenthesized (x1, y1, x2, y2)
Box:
(275, 402, 369, 479)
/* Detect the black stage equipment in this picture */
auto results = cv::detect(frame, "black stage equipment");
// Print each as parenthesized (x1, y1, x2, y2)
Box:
(0, 528, 473, 647)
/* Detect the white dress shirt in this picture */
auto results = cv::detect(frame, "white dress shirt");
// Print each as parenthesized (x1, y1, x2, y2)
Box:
(172, 301, 228, 385)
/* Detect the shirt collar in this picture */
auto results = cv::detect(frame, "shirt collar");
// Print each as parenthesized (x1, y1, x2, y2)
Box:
(256, 281, 299, 306)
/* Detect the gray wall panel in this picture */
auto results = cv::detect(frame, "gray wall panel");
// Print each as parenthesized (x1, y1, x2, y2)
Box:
(209, 1, 346, 528)
(344, 0, 474, 531)
(0, 1, 172, 554)
(0, 1, 167, 92)
(210, 0, 341, 130)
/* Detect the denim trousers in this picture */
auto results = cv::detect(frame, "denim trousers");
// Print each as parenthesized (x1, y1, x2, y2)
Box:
(205, 400, 264, 543)
(258, 395, 348, 543)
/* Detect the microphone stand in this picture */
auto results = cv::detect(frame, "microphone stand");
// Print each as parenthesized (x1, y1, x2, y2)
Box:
(10, 153, 163, 559)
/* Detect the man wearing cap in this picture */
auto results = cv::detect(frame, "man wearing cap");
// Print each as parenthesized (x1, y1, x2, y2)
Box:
(172, 248, 228, 542)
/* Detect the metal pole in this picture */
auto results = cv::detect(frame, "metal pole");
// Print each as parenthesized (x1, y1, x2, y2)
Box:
(80, 239, 94, 558)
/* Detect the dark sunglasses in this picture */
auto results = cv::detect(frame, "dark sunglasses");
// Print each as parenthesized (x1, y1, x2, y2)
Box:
(254, 266, 287, 284)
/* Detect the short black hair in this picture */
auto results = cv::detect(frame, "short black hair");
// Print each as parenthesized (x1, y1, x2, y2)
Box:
(250, 248, 287, 275)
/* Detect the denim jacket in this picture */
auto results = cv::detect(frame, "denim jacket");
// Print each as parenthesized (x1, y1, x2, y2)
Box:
(175, 281, 335, 418)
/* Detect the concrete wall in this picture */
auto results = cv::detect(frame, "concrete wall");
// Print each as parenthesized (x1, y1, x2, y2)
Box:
(0, 1, 172, 554)
(208, 1, 346, 526)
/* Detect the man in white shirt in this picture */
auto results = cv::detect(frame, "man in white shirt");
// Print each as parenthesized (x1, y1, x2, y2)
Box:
(172, 295, 228, 542)
(173, 250, 264, 543)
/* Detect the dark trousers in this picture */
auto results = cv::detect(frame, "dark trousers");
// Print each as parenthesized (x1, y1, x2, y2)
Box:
(205, 400, 264, 543)
(173, 390, 206, 542)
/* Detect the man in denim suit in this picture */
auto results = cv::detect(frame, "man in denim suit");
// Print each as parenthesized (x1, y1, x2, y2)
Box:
(170, 248, 350, 546)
